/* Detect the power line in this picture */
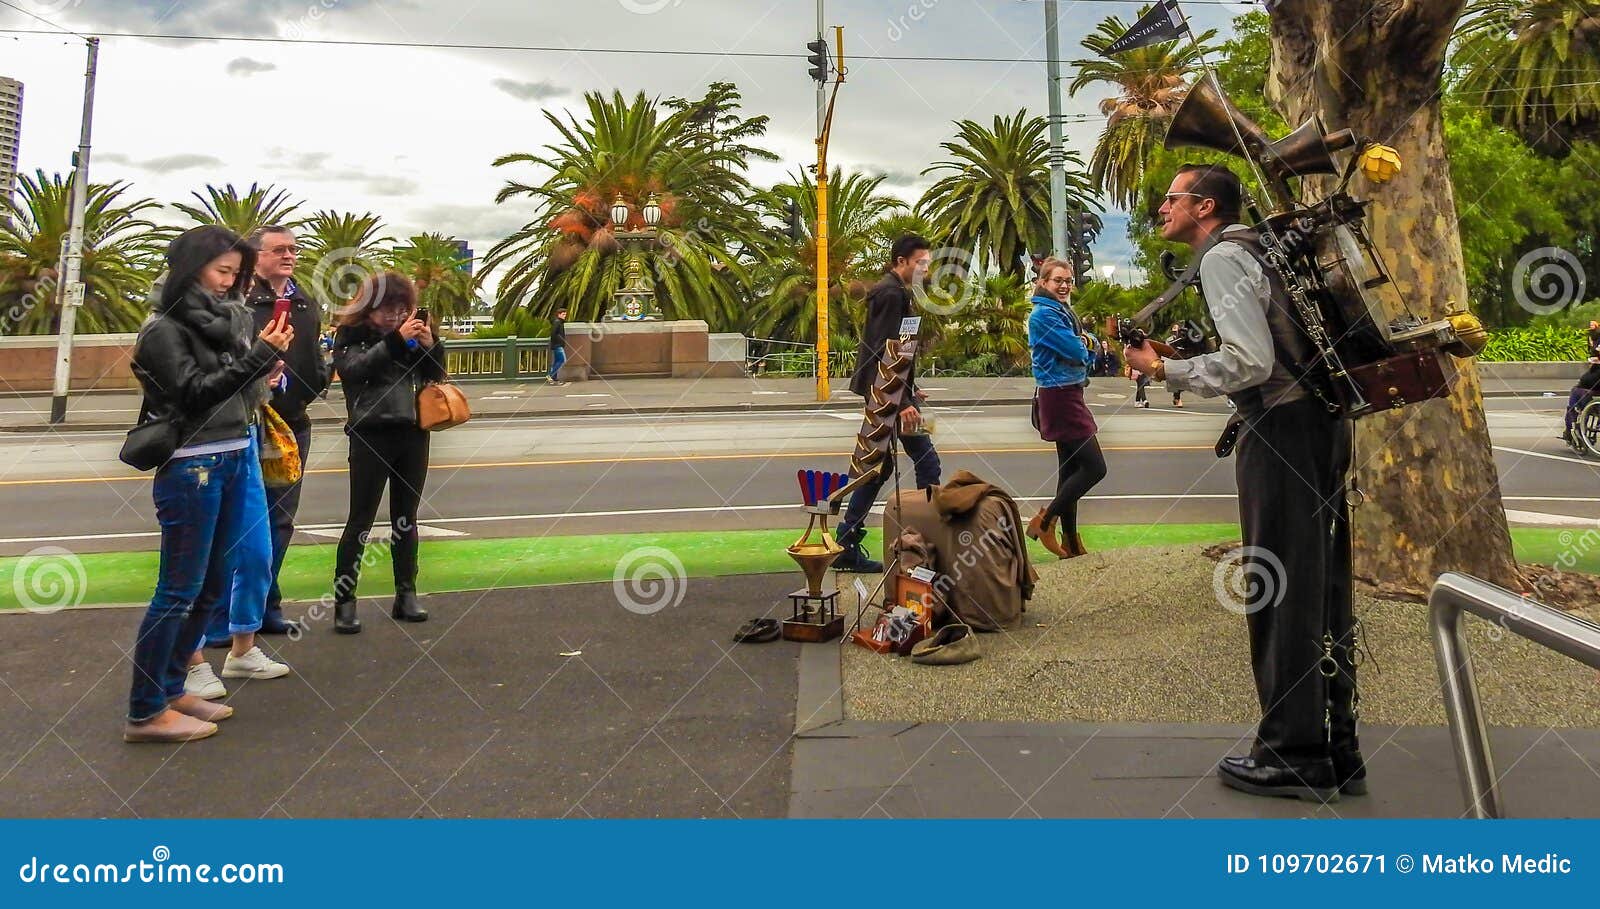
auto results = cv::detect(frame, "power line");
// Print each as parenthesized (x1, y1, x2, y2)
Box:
(0, 0, 86, 39)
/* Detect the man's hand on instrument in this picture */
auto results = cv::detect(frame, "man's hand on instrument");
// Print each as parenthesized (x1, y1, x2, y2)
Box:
(899, 405, 922, 434)
(914, 387, 928, 403)
(1123, 340, 1162, 376)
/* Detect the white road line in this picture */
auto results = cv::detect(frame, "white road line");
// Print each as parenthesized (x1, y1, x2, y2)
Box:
(3, 494, 1594, 547)
(1493, 445, 1600, 467)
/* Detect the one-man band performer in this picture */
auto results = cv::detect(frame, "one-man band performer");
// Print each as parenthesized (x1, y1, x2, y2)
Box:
(1123, 164, 1363, 803)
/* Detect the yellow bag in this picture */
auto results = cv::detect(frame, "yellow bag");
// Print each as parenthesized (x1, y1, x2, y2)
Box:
(259, 405, 303, 487)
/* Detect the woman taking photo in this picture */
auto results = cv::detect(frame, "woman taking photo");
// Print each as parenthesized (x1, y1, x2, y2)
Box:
(124, 226, 294, 744)
(330, 272, 445, 634)
(1026, 258, 1106, 560)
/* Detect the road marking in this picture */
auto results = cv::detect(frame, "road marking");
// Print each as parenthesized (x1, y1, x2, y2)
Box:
(1493, 445, 1600, 467)
(298, 524, 468, 540)
(1503, 509, 1599, 527)
(3, 493, 1596, 547)
(565, 393, 611, 398)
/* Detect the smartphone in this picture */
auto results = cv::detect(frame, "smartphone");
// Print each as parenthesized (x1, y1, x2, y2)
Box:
(415, 307, 430, 325)
(272, 297, 292, 325)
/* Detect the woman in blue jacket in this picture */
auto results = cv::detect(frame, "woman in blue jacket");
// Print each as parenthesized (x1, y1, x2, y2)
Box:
(1026, 259, 1106, 559)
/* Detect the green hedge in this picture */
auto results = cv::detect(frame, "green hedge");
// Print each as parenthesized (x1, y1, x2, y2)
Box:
(1479, 326, 1587, 362)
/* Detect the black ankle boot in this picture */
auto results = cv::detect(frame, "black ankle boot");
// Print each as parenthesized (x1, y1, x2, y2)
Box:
(334, 599, 361, 635)
(391, 588, 428, 623)
(1217, 754, 1340, 803)
(1332, 747, 1368, 796)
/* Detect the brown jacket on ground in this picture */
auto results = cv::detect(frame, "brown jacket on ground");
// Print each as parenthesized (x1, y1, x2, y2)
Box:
(882, 470, 1035, 631)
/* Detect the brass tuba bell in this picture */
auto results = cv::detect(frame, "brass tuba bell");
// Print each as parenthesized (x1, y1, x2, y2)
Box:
(1163, 74, 1271, 161)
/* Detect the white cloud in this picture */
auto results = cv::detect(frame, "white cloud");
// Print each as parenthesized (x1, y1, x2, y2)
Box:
(492, 78, 567, 101)
(225, 57, 277, 77)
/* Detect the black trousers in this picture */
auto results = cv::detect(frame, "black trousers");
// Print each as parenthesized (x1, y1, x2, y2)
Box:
(1235, 398, 1356, 761)
(335, 426, 430, 599)
(263, 424, 311, 625)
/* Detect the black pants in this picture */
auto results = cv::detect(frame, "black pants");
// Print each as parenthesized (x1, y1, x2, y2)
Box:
(1048, 436, 1106, 539)
(263, 425, 311, 626)
(837, 430, 941, 547)
(1235, 398, 1356, 761)
(335, 426, 430, 600)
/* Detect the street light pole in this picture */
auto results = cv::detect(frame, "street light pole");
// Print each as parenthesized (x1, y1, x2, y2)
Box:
(49, 36, 99, 426)
(1044, 0, 1069, 261)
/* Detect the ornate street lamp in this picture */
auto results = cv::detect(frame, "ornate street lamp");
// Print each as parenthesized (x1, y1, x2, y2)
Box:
(606, 193, 663, 322)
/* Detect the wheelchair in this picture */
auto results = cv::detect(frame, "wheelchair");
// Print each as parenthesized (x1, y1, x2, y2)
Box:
(1566, 390, 1600, 458)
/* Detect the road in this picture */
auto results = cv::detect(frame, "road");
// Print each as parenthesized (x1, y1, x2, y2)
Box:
(0, 394, 1594, 555)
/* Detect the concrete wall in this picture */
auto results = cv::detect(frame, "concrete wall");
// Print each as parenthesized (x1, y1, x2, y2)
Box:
(0, 333, 139, 392)
(558, 321, 746, 381)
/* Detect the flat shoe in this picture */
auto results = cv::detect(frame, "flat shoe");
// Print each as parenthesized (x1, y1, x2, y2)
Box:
(734, 618, 781, 643)
(123, 713, 218, 744)
(170, 698, 234, 723)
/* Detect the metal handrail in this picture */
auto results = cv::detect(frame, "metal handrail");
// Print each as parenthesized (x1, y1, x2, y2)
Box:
(1430, 571, 1600, 818)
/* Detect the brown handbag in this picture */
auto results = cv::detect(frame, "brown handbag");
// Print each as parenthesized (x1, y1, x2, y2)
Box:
(417, 382, 471, 431)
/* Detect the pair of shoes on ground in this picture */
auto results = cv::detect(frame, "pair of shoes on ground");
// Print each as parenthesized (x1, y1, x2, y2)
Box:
(123, 695, 240, 743)
(733, 617, 781, 643)
(1025, 508, 1086, 560)
(547, 379, 569, 387)
(1216, 749, 1368, 803)
(182, 648, 290, 700)
(332, 593, 429, 635)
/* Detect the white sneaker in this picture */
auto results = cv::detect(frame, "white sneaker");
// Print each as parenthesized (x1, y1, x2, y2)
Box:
(185, 662, 227, 700)
(222, 646, 291, 680)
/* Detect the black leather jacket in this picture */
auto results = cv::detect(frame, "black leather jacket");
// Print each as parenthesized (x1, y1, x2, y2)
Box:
(333, 323, 446, 433)
(132, 297, 276, 449)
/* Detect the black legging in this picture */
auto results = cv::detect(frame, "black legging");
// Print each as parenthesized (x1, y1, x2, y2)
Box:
(335, 426, 430, 599)
(1048, 436, 1107, 539)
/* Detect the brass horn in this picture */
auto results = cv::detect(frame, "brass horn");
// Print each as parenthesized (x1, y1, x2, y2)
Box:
(1163, 74, 1271, 160)
(1265, 117, 1355, 180)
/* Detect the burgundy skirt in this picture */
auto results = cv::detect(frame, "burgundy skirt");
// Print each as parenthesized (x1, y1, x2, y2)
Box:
(1037, 383, 1098, 443)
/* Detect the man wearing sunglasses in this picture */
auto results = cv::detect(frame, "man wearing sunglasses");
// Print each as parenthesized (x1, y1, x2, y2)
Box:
(244, 225, 330, 635)
(1123, 165, 1360, 805)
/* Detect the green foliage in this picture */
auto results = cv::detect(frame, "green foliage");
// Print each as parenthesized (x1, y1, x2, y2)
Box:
(174, 183, 303, 237)
(928, 273, 1034, 374)
(296, 210, 392, 310)
(1479, 325, 1588, 361)
(482, 84, 771, 329)
(473, 311, 549, 340)
(917, 111, 1098, 276)
(1452, 1, 1600, 153)
(0, 170, 168, 335)
(388, 233, 479, 321)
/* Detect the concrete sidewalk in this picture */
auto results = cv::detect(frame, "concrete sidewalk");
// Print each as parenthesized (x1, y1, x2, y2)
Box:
(0, 373, 1572, 432)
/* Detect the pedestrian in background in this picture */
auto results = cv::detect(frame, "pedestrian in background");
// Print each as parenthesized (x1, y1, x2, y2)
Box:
(329, 272, 445, 634)
(124, 226, 294, 744)
(548, 306, 569, 386)
(1166, 322, 1186, 408)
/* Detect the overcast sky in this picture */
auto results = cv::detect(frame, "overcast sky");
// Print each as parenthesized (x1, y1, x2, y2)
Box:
(1, 0, 1255, 295)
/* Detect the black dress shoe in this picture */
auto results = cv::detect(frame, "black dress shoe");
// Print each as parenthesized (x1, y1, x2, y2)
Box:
(391, 590, 428, 623)
(334, 600, 361, 635)
(258, 619, 303, 635)
(1332, 748, 1368, 796)
(1217, 754, 1341, 803)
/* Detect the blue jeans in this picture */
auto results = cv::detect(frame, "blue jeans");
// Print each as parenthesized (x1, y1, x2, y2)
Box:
(549, 344, 567, 381)
(198, 435, 273, 644)
(836, 430, 942, 548)
(127, 441, 270, 721)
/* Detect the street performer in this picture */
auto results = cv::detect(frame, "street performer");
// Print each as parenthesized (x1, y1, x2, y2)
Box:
(1123, 164, 1363, 803)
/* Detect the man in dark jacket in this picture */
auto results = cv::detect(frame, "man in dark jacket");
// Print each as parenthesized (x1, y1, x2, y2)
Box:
(548, 307, 569, 386)
(834, 235, 942, 573)
(244, 225, 329, 635)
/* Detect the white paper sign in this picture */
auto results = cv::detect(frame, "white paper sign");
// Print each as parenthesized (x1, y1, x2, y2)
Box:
(898, 316, 922, 336)
(853, 579, 870, 602)
(909, 567, 936, 583)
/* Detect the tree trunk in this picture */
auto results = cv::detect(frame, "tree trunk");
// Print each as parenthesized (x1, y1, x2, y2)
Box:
(1267, 0, 1521, 595)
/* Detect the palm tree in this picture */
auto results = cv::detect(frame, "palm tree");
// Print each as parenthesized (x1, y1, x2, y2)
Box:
(388, 233, 479, 321)
(748, 168, 908, 344)
(1453, 1, 1600, 153)
(173, 182, 304, 236)
(917, 111, 1099, 278)
(1070, 12, 1215, 208)
(482, 87, 772, 328)
(296, 210, 391, 311)
(0, 170, 167, 335)
(932, 273, 1034, 374)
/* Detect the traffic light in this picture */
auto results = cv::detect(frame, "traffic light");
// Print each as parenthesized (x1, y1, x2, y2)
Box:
(786, 198, 804, 241)
(807, 39, 830, 82)
(1068, 211, 1095, 281)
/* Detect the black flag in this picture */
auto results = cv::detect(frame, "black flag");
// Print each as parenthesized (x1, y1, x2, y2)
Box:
(1101, 1, 1189, 56)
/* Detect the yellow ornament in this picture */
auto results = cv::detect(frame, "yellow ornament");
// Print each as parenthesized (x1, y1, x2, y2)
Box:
(1359, 144, 1402, 184)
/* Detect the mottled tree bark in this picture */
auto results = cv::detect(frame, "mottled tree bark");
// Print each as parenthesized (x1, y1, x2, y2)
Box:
(1267, 0, 1521, 594)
